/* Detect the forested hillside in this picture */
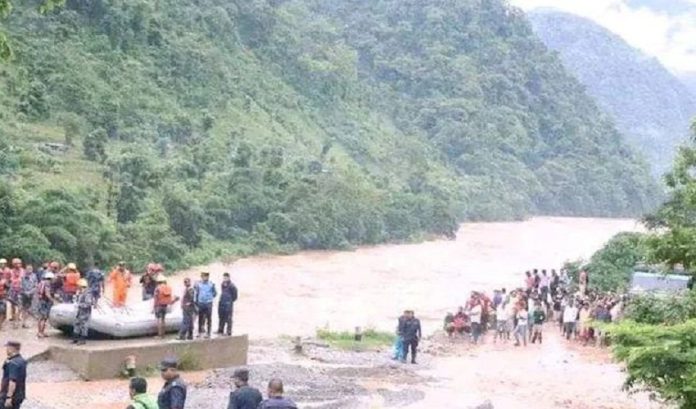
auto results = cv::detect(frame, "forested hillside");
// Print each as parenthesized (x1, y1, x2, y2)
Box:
(528, 9, 696, 176)
(0, 0, 658, 269)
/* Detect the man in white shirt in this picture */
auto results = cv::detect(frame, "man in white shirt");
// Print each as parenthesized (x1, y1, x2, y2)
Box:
(562, 300, 579, 340)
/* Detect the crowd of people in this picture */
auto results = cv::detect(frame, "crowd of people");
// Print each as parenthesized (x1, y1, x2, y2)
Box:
(0, 257, 239, 344)
(438, 268, 626, 347)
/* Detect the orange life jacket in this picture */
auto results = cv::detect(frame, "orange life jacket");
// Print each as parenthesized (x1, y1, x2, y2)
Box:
(155, 284, 173, 306)
(0, 279, 5, 298)
(64, 271, 80, 294)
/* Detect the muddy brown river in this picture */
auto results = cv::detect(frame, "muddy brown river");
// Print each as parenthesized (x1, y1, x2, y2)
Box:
(168, 216, 641, 338)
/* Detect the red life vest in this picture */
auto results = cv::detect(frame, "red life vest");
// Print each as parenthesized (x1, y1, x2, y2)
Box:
(64, 271, 80, 294)
(155, 284, 173, 306)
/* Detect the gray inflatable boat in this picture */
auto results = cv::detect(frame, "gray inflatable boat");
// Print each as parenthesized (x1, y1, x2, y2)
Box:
(49, 299, 182, 338)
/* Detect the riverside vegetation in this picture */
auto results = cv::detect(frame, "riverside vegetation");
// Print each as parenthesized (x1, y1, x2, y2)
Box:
(0, 0, 659, 270)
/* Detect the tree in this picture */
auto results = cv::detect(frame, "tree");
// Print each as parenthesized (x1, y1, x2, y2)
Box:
(59, 112, 85, 146)
(0, 0, 65, 59)
(83, 127, 107, 162)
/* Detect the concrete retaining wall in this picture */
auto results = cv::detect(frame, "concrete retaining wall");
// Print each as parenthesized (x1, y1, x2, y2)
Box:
(49, 335, 248, 380)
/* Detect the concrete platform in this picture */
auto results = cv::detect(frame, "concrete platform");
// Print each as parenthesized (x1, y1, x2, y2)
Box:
(47, 335, 248, 380)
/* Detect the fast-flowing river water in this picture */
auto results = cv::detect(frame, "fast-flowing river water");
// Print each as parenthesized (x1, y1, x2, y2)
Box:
(169, 216, 641, 338)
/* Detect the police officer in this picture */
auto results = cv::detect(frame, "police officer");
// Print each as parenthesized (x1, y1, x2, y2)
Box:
(1, 340, 27, 409)
(194, 272, 216, 338)
(227, 369, 262, 409)
(177, 278, 196, 341)
(217, 273, 238, 336)
(158, 358, 187, 409)
(85, 266, 105, 304)
(258, 379, 297, 409)
(73, 279, 93, 345)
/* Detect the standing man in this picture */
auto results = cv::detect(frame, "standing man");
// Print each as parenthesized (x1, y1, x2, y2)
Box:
(178, 278, 196, 341)
(562, 299, 579, 341)
(73, 279, 93, 345)
(469, 297, 483, 344)
(0, 340, 27, 409)
(126, 377, 158, 409)
(19, 269, 36, 329)
(158, 358, 187, 409)
(61, 263, 80, 303)
(85, 266, 105, 304)
(9, 259, 25, 326)
(227, 369, 262, 409)
(258, 379, 297, 409)
(217, 273, 238, 336)
(398, 310, 422, 364)
(531, 301, 546, 344)
(108, 262, 132, 307)
(194, 272, 216, 339)
(153, 275, 178, 338)
(36, 272, 56, 338)
(0, 273, 7, 331)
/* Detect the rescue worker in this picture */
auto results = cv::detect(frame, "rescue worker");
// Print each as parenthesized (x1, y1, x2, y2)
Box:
(126, 377, 158, 409)
(62, 263, 81, 303)
(177, 278, 196, 341)
(73, 279, 93, 345)
(108, 262, 132, 307)
(258, 379, 297, 409)
(36, 272, 56, 338)
(153, 275, 178, 338)
(1, 340, 27, 409)
(19, 269, 36, 329)
(48, 262, 63, 302)
(9, 259, 24, 326)
(227, 368, 262, 409)
(217, 273, 237, 336)
(158, 358, 187, 409)
(140, 264, 158, 301)
(194, 272, 216, 338)
(0, 273, 7, 331)
(85, 266, 105, 304)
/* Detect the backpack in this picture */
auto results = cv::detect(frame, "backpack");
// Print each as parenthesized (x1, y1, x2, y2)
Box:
(156, 284, 173, 306)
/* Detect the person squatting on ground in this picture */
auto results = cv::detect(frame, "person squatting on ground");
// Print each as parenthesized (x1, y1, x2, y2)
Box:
(398, 310, 421, 364)
(158, 358, 187, 409)
(126, 377, 158, 409)
(153, 275, 179, 338)
(194, 272, 217, 338)
(73, 279, 93, 345)
(0, 340, 27, 409)
(217, 273, 238, 336)
(258, 379, 297, 409)
(178, 278, 196, 341)
(227, 368, 263, 409)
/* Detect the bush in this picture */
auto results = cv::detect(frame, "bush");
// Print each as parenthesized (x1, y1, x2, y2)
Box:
(316, 328, 395, 351)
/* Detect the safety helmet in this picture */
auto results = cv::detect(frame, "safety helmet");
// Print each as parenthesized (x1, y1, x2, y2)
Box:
(156, 274, 166, 283)
(43, 272, 55, 280)
(77, 279, 88, 287)
(0, 259, 6, 264)
(11, 258, 21, 265)
(67, 262, 77, 270)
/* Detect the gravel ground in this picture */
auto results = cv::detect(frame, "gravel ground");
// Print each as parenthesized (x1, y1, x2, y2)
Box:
(188, 339, 433, 409)
(27, 360, 81, 383)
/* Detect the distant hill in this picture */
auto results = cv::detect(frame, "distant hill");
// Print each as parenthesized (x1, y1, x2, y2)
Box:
(528, 9, 696, 175)
(678, 72, 696, 99)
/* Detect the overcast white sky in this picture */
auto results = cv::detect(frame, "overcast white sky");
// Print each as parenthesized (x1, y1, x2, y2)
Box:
(511, 0, 696, 75)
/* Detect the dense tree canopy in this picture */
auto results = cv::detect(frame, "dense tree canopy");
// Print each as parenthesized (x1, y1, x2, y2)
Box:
(0, 0, 659, 269)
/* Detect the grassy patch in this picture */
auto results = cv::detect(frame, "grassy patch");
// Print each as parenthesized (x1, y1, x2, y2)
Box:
(316, 328, 395, 351)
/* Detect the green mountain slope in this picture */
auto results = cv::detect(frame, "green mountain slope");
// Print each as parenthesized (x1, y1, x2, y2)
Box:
(0, 0, 659, 269)
(528, 9, 696, 176)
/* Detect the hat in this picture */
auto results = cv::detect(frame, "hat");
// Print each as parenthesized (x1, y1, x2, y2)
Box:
(4, 340, 21, 349)
(156, 274, 166, 283)
(0, 259, 6, 264)
(11, 258, 21, 265)
(43, 272, 55, 279)
(159, 357, 178, 370)
(118, 261, 125, 266)
(78, 279, 88, 287)
(232, 368, 249, 382)
(67, 262, 77, 270)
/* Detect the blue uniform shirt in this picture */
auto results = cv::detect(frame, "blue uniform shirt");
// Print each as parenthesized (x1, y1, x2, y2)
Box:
(195, 281, 217, 304)
(158, 376, 187, 409)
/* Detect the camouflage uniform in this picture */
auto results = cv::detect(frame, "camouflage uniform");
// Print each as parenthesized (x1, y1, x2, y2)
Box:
(73, 291, 94, 343)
